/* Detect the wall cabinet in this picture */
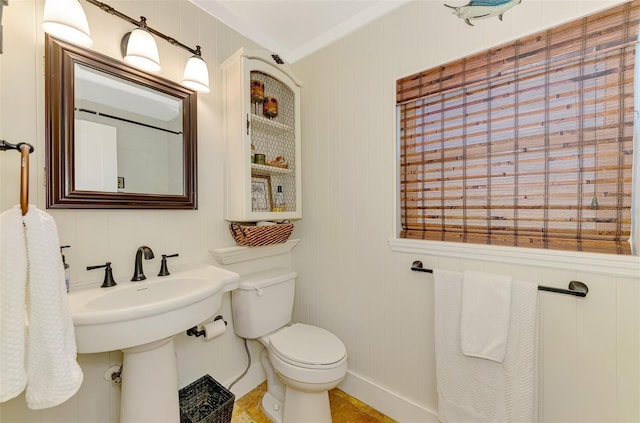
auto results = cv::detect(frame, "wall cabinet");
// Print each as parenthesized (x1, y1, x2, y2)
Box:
(222, 48, 302, 222)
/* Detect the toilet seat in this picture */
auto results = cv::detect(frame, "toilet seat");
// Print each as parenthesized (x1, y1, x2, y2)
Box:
(269, 323, 347, 369)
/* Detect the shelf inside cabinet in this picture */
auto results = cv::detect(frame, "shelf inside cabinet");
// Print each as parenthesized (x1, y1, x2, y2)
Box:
(250, 113, 293, 133)
(251, 163, 293, 175)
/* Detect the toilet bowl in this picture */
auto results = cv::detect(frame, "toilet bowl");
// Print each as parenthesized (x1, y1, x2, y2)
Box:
(268, 323, 347, 384)
(260, 323, 347, 422)
(232, 269, 348, 423)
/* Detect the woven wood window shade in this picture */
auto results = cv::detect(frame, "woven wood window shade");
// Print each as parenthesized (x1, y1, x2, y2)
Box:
(397, 1, 639, 255)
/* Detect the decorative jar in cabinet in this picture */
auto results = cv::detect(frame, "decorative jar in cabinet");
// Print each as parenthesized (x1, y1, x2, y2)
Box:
(222, 48, 302, 222)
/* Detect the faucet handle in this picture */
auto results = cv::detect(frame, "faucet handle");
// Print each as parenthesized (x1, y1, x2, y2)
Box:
(158, 253, 179, 276)
(87, 262, 117, 288)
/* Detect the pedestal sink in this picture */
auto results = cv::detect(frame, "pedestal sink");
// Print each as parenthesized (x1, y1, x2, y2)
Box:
(68, 264, 239, 423)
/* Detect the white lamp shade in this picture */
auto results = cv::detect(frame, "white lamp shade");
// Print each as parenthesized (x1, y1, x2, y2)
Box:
(123, 28, 161, 73)
(42, 0, 93, 47)
(183, 55, 210, 93)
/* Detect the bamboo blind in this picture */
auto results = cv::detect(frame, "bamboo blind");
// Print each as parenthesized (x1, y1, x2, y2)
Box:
(397, 1, 639, 255)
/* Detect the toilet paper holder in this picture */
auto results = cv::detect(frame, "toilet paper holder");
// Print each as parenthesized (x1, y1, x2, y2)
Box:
(186, 315, 227, 338)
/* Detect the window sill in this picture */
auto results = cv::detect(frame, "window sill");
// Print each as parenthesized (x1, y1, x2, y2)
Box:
(388, 238, 639, 278)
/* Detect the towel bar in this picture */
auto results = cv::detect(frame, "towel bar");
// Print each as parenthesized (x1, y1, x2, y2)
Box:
(410, 260, 588, 297)
(1, 140, 35, 216)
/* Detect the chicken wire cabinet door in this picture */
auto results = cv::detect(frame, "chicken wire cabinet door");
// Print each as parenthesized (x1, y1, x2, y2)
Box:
(222, 48, 302, 222)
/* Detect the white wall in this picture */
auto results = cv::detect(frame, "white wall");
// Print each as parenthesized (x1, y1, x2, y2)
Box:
(1, 0, 639, 422)
(292, 0, 639, 422)
(0, 1, 281, 422)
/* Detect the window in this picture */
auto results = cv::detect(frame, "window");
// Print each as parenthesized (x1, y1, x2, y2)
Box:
(397, 0, 639, 255)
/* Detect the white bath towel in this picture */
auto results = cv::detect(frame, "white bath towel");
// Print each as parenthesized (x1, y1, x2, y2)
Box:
(461, 270, 512, 362)
(434, 269, 538, 423)
(22, 206, 83, 409)
(0, 206, 28, 401)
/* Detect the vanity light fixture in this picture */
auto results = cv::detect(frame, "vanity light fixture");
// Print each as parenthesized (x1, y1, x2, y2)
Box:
(121, 17, 161, 73)
(182, 46, 210, 93)
(42, 0, 93, 47)
(41, 0, 211, 93)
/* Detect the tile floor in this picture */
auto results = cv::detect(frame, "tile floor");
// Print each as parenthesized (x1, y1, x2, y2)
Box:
(231, 382, 397, 423)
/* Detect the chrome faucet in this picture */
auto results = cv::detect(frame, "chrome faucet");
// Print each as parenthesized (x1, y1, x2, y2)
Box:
(131, 246, 154, 281)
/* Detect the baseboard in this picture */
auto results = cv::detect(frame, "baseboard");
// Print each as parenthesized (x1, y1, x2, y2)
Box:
(338, 370, 438, 423)
(224, 365, 439, 422)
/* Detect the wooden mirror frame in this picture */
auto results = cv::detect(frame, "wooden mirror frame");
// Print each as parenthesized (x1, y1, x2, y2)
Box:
(45, 35, 198, 209)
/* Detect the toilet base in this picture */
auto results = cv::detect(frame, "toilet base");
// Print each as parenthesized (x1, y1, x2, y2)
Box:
(260, 386, 332, 423)
(261, 391, 284, 423)
(283, 386, 331, 423)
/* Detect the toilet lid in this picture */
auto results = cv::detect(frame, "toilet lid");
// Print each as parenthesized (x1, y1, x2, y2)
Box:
(270, 324, 346, 366)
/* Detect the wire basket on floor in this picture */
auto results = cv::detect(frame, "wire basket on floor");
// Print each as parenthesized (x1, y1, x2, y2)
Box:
(179, 375, 234, 423)
(229, 220, 293, 247)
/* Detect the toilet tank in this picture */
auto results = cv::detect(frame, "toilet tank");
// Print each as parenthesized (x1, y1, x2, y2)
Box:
(231, 268, 297, 339)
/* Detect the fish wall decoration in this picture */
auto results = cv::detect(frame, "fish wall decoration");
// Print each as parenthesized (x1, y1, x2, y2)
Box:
(444, 0, 521, 26)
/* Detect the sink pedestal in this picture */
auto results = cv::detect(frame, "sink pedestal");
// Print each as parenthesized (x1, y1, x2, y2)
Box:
(120, 337, 180, 423)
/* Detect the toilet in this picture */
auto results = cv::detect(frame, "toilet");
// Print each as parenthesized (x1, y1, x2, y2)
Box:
(232, 269, 348, 423)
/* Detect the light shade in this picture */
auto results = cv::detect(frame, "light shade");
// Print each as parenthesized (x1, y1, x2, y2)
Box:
(182, 55, 210, 93)
(42, 0, 93, 47)
(122, 28, 161, 73)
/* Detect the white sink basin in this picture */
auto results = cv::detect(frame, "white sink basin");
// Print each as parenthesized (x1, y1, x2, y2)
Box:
(69, 264, 239, 354)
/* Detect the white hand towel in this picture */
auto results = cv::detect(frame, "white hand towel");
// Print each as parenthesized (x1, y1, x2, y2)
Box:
(461, 270, 512, 362)
(23, 206, 83, 409)
(0, 206, 28, 402)
(434, 269, 538, 423)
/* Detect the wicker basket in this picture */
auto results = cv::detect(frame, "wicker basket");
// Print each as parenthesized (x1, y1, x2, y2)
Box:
(179, 375, 234, 423)
(229, 221, 293, 247)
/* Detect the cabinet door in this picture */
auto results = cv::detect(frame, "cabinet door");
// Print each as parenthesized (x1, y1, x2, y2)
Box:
(249, 69, 297, 215)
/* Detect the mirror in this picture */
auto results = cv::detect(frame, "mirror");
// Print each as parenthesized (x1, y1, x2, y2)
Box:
(45, 35, 197, 209)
